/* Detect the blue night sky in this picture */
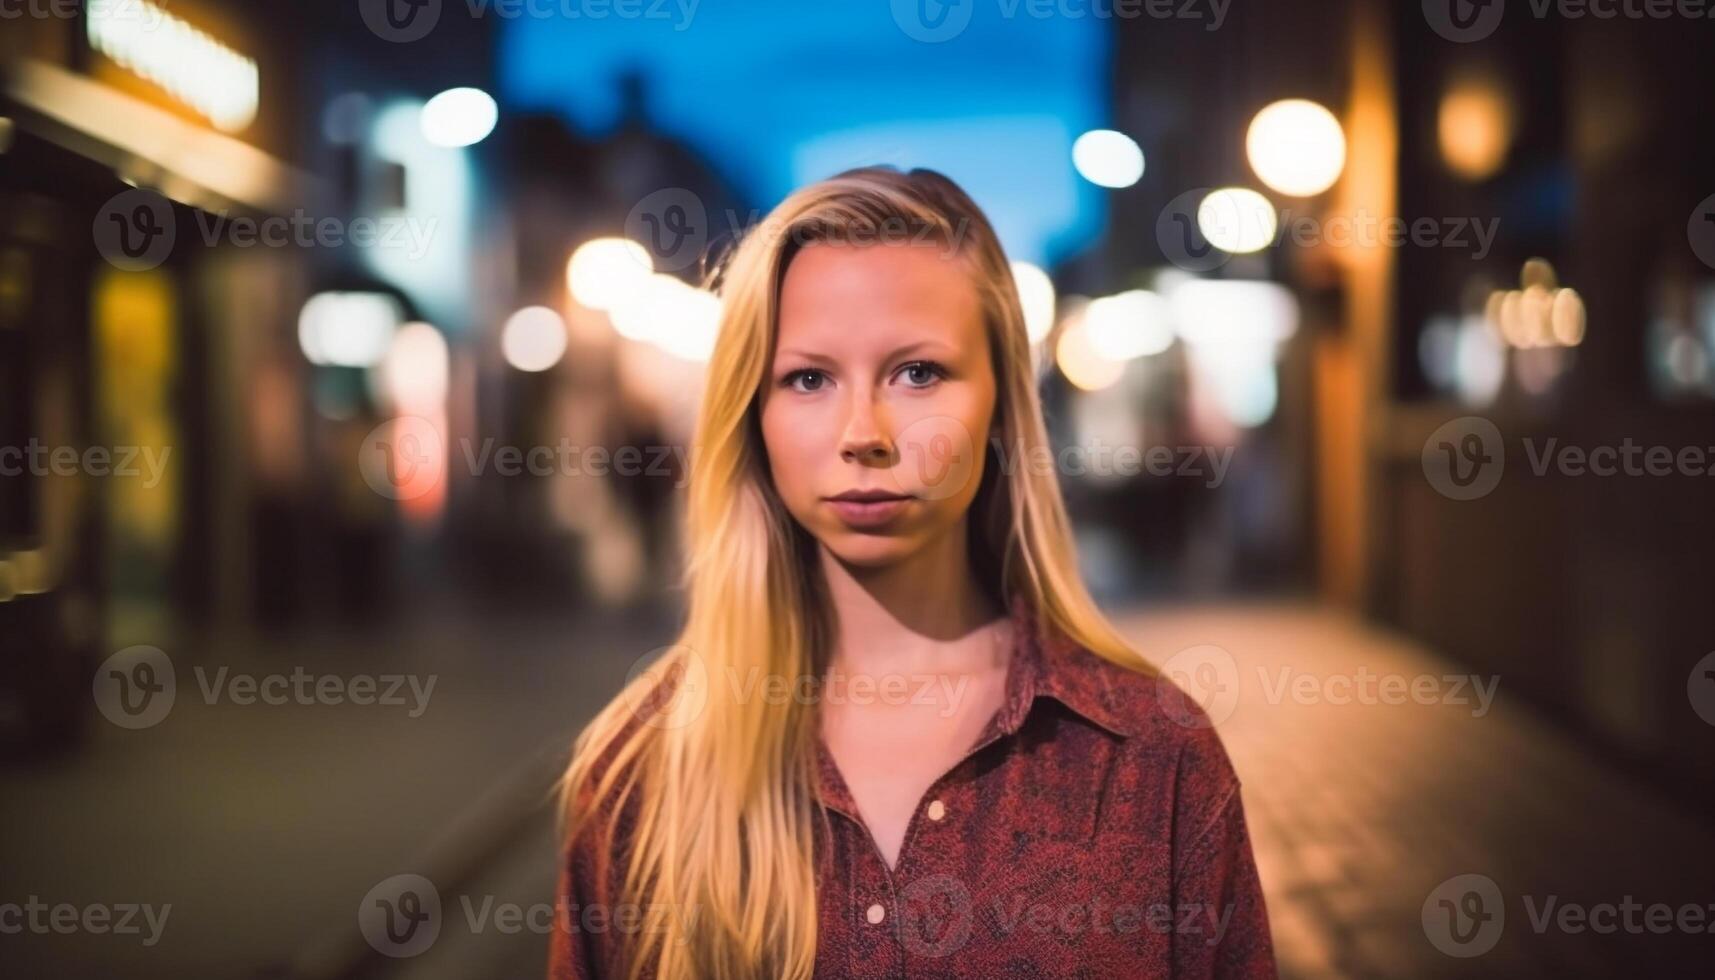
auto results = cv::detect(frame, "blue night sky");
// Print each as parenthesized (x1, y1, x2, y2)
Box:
(498, 0, 1113, 267)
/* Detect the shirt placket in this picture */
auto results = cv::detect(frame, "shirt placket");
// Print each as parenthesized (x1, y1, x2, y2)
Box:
(820, 708, 1024, 979)
(819, 615, 1043, 978)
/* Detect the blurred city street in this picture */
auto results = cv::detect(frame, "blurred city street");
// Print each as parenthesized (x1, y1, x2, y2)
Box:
(8, 0, 1715, 976)
(5, 600, 1712, 978)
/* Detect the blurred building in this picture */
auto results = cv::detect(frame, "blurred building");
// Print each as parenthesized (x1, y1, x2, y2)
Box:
(2, 0, 321, 742)
(1101, 1, 1715, 812)
(458, 74, 750, 609)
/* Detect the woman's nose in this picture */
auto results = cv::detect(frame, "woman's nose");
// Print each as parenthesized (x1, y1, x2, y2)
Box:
(838, 394, 894, 464)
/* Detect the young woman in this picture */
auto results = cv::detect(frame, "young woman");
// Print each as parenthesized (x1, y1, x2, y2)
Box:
(550, 167, 1275, 979)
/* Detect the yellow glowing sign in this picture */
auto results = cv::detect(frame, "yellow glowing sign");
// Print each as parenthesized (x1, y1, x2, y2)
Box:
(87, 0, 259, 133)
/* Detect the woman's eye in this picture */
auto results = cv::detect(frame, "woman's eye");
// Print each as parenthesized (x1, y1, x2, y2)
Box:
(783, 369, 827, 393)
(896, 361, 945, 388)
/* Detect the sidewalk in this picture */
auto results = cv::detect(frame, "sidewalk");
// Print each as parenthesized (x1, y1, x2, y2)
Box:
(1119, 603, 1715, 978)
(0, 601, 676, 979)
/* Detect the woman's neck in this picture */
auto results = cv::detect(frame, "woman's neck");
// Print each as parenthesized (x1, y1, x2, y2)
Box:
(819, 520, 1005, 675)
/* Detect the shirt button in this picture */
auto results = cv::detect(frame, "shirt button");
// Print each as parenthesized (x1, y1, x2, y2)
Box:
(927, 799, 946, 822)
(866, 903, 886, 925)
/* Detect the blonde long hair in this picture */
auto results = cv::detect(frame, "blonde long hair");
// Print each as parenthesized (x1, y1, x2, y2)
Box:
(559, 166, 1154, 979)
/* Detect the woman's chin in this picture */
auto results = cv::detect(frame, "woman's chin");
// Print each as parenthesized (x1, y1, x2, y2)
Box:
(820, 530, 922, 569)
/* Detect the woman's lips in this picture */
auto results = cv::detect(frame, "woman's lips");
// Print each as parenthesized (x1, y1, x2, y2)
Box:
(825, 495, 913, 530)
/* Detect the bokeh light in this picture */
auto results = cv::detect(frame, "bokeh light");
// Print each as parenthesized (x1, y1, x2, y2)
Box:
(1198, 187, 1278, 254)
(1246, 99, 1346, 197)
(1011, 261, 1057, 344)
(501, 305, 569, 372)
(1072, 129, 1145, 189)
(420, 87, 499, 148)
(567, 238, 653, 312)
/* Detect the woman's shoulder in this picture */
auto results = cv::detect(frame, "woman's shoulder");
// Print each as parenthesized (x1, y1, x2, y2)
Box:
(1042, 632, 1243, 801)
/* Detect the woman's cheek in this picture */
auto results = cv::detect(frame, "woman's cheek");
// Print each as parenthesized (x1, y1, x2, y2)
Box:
(892, 404, 984, 503)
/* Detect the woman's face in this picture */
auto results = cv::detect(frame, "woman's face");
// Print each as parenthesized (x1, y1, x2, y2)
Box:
(761, 241, 997, 569)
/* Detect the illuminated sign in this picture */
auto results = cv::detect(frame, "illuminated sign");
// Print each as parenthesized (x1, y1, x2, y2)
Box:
(86, 0, 259, 133)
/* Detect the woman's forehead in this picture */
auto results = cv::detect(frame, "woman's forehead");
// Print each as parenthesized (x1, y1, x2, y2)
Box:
(775, 242, 984, 355)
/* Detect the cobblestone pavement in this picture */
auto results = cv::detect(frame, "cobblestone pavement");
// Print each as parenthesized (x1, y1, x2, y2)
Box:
(1117, 603, 1715, 979)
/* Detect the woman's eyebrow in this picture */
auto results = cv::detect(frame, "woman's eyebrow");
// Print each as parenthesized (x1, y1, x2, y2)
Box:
(773, 339, 961, 366)
(772, 348, 837, 366)
(888, 339, 960, 360)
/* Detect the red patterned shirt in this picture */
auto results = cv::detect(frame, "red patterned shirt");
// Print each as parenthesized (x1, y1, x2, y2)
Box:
(549, 602, 1277, 978)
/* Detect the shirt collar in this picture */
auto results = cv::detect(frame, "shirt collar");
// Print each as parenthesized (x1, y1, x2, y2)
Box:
(815, 595, 1139, 822)
(995, 594, 1140, 740)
